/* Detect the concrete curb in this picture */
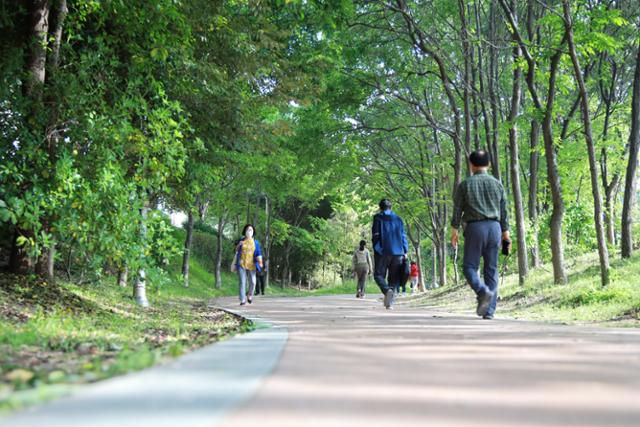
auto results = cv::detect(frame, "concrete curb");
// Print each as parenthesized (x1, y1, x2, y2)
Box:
(1, 316, 288, 427)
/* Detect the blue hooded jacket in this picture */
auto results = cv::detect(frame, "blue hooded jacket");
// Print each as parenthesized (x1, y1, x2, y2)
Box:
(372, 210, 409, 256)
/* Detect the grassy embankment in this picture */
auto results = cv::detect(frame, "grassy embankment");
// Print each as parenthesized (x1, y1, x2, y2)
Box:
(0, 228, 239, 412)
(0, 226, 358, 413)
(0, 257, 256, 413)
(408, 251, 640, 327)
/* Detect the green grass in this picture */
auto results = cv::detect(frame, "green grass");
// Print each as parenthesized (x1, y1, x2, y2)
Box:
(0, 263, 251, 413)
(0, 227, 355, 414)
(411, 251, 640, 327)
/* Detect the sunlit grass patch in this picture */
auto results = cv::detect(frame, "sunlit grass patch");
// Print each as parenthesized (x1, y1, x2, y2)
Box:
(413, 251, 640, 327)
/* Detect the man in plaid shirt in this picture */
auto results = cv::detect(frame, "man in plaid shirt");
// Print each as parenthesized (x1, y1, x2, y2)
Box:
(451, 150, 511, 319)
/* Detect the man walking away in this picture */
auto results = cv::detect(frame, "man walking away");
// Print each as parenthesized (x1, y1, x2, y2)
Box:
(372, 199, 409, 309)
(451, 150, 511, 319)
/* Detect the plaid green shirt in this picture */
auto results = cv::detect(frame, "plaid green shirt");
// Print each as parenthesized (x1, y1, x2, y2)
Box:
(451, 171, 509, 231)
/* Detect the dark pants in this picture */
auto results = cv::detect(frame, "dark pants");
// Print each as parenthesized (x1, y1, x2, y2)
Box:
(463, 220, 501, 316)
(373, 253, 403, 295)
(256, 273, 266, 295)
(354, 264, 368, 295)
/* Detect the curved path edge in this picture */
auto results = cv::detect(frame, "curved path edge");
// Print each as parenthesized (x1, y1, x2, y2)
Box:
(1, 315, 288, 427)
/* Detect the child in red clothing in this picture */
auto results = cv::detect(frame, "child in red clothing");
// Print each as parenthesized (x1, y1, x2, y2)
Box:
(409, 261, 420, 293)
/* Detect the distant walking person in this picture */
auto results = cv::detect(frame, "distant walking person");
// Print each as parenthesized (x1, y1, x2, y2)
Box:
(352, 240, 373, 298)
(372, 199, 408, 309)
(451, 150, 510, 319)
(232, 224, 263, 306)
(409, 261, 419, 293)
(256, 265, 267, 295)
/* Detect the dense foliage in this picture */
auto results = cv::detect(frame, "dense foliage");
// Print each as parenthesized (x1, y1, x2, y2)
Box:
(2, 0, 640, 303)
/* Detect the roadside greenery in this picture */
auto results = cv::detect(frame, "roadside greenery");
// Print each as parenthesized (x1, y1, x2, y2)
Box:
(2, 0, 640, 411)
(0, 269, 250, 412)
(413, 252, 640, 327)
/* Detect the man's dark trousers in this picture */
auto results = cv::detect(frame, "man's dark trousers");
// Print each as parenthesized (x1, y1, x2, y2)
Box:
(463, 220, 501, 316)
(373, 253, 403, 295)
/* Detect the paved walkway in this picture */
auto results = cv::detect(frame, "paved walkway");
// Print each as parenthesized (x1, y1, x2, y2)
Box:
(218, 294, 640, 427)
(3, 294, 640, 427)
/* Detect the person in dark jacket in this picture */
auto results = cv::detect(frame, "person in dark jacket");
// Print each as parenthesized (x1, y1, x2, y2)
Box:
(451, 150, 511, 319)
(372, 199, 408, 309)
(256, 264, 267, 296)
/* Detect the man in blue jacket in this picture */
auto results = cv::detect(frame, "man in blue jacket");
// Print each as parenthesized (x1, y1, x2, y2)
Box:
(372, 199, 408, 309)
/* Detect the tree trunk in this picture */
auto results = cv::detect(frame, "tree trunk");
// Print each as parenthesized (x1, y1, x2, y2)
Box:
(599, 59, 618, 246)
(438, 232, 448, 288)
(47, 245, 55, 279)
(526, 0, 540, 268)
(488, 0, 501, 182)
(263, 195, 271, 290)
(604, 186, 616, 245)
(117, 266, 128, 288)
(181, 210, 194, 287)
(24, 0, 50, 99)
(431, 243, 437, 289)
(48, 0, 67, 69)
(507, 25, 529, 285)
(415, 241, 425, 292)
(542, 87, 567, 284)
(134, 204, 150, 307)
(528, 119, 541, 267)
(282, 242, 292, 288)
(498, 0, 567, 283)
(10, 1, 51, 274)
(621, 44, 640, 258)
(564, 1, 610, 286)
(214, 210, 227, 289)
(33, 0, 68, 282)
(458, 0, 472, 156)
(474, 1, 492, 155)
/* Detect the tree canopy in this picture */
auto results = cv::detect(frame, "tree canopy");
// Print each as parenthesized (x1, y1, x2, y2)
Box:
(2, 0, 640, 302)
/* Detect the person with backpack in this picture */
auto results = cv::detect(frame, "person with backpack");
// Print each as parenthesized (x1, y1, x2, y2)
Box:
(231, 224, 263, 305)
(372, 199, 408, 309)
(352, 240, 373, 298)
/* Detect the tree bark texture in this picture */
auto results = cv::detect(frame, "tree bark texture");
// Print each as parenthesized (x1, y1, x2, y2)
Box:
(134, 204, 150, 308)
(214, 210, 227, 289)
(507, 21, 529, 285)
(621, 44, 640, 258)
(564, 1, 610, 286)
(181, 210, 194, 287)
(498, 0, 567, 283)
